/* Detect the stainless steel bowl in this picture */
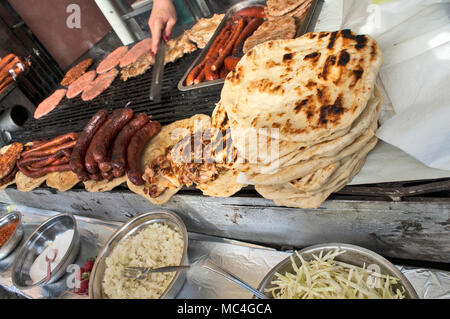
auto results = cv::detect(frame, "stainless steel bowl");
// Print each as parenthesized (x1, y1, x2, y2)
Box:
(0, 212, 23, 260)
(11, 213, 80, 289)
(258, 243, 419, 299)
(89, 210, 189, 299)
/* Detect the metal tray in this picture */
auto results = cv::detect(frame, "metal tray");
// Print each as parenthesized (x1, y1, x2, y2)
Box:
(177, 0, 266, 92)
(178, 0, 321, 92)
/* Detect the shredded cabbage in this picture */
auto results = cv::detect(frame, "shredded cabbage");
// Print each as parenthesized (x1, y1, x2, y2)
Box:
(265, 249, 405, 299)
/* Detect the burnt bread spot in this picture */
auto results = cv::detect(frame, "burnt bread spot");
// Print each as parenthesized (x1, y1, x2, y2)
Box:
(319, 32, 329, 38)
(294, 99, 308, 114)
(308, 33, 317, 39)
(355, 35, 368, 49)
(338, 50, 350, 66)
(327, 31, 339, 50)
(341, 29, 356, 40)
(305, 81, 316, 89)
(319, 55, 336, 80)
(319, 96, 345, 125)
(283, 53, 293, 61)
(304, 52, 321, 64)
(350, 69, 364, 88)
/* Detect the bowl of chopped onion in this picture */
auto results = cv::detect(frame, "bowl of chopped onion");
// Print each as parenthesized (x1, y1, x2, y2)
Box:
(257, 243, 419, 299)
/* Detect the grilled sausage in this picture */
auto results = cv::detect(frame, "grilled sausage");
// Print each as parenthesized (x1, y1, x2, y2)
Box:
(111, 113, 149, 172)
(22, 132, 78, 158)
(194, 68, 206, 85)
(0, 54, 15, 71)
(30, 156, 69, 169)
(186, 60, 206, 86)
(21, 149, 71, 168)
(186, 25, 231, 86)
(0, 56, 21, 83)
(98, 145, 114, 173)
(112, 167, 125, 178)
(84, 110, 121, 174)
(101, 170, 114, 181)
(205, 58, 219, 81)
(88, 172, 104, 182)
(211, 18, 246, 72)
(233, 6, 266, 19)
(70, 109, 108, 181)
(127, 121, 162, 186)
(219, 66, 229, 79)
(224, 56, 240, 72)
(21, 140, 76, 158)
(18, 162, 71, 179)
(92, 108, 134, 163)
(232, 17, 264, 56)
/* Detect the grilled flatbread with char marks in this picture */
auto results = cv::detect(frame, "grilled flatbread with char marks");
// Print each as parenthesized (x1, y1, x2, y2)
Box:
(223, 29, 383, 145)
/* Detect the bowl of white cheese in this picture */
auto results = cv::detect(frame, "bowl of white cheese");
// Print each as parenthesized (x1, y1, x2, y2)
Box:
(11, 213, 80, 289)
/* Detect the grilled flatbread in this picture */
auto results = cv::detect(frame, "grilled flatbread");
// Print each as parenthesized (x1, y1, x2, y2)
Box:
(185, 14, 224, 49)
(256, 136, 378, 200)
(243, 16, 296, 54)
(243, 118, 378, 185)
(84, 176, 127, 193)
(223, 30, 383, 145)
(272, 138, 378, 208)
(266, 0, 307, 17)
(15, 171, 46, 192)
(46, 171, 80, 192)
(235, 86, 382, 174)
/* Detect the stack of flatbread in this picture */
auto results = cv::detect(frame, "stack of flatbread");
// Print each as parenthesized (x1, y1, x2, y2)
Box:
(218, 30, 384, 208)
(265, 0, 313, 23)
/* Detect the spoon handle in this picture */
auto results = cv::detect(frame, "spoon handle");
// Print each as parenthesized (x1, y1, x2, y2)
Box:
(201, 258, 268, 299)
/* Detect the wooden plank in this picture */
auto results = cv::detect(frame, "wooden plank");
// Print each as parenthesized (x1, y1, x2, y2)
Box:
(0, 188, 449, 263)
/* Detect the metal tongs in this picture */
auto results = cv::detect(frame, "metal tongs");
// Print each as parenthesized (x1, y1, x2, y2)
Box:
(149, 39, 166, 102)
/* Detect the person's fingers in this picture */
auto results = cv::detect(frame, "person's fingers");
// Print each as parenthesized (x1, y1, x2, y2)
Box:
(164, 18, 177, 41)
(150, 19, 165, 54)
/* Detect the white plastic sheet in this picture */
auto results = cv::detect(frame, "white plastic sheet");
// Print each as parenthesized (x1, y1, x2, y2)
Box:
(342, 0, 450, 173)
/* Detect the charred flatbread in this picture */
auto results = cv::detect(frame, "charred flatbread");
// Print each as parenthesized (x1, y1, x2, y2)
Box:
(243, 16, 296, 54)
(266, 0, 307, 17)
(223, 30, 383, 145)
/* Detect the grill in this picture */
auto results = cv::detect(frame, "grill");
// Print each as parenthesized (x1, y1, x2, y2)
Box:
(8, 50, 450, 202)
(11, 52, 219, 142)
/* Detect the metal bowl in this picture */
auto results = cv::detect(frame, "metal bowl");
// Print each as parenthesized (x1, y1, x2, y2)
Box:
(258, 243, 419, 299)
(89, 210, 189, 299)
(11, 213, 80, 289)
(0, 212, 24, 260)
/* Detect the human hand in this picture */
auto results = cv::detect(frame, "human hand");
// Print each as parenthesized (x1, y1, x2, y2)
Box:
(148, 0, 177, 54)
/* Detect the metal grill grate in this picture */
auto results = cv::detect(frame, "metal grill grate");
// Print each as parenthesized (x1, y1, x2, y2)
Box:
(8, 51, 450, 202)
(11, 52, 220, 142)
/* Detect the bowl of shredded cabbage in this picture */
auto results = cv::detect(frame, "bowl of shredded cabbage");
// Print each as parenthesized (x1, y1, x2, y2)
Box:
(258, 243, 419, 299)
